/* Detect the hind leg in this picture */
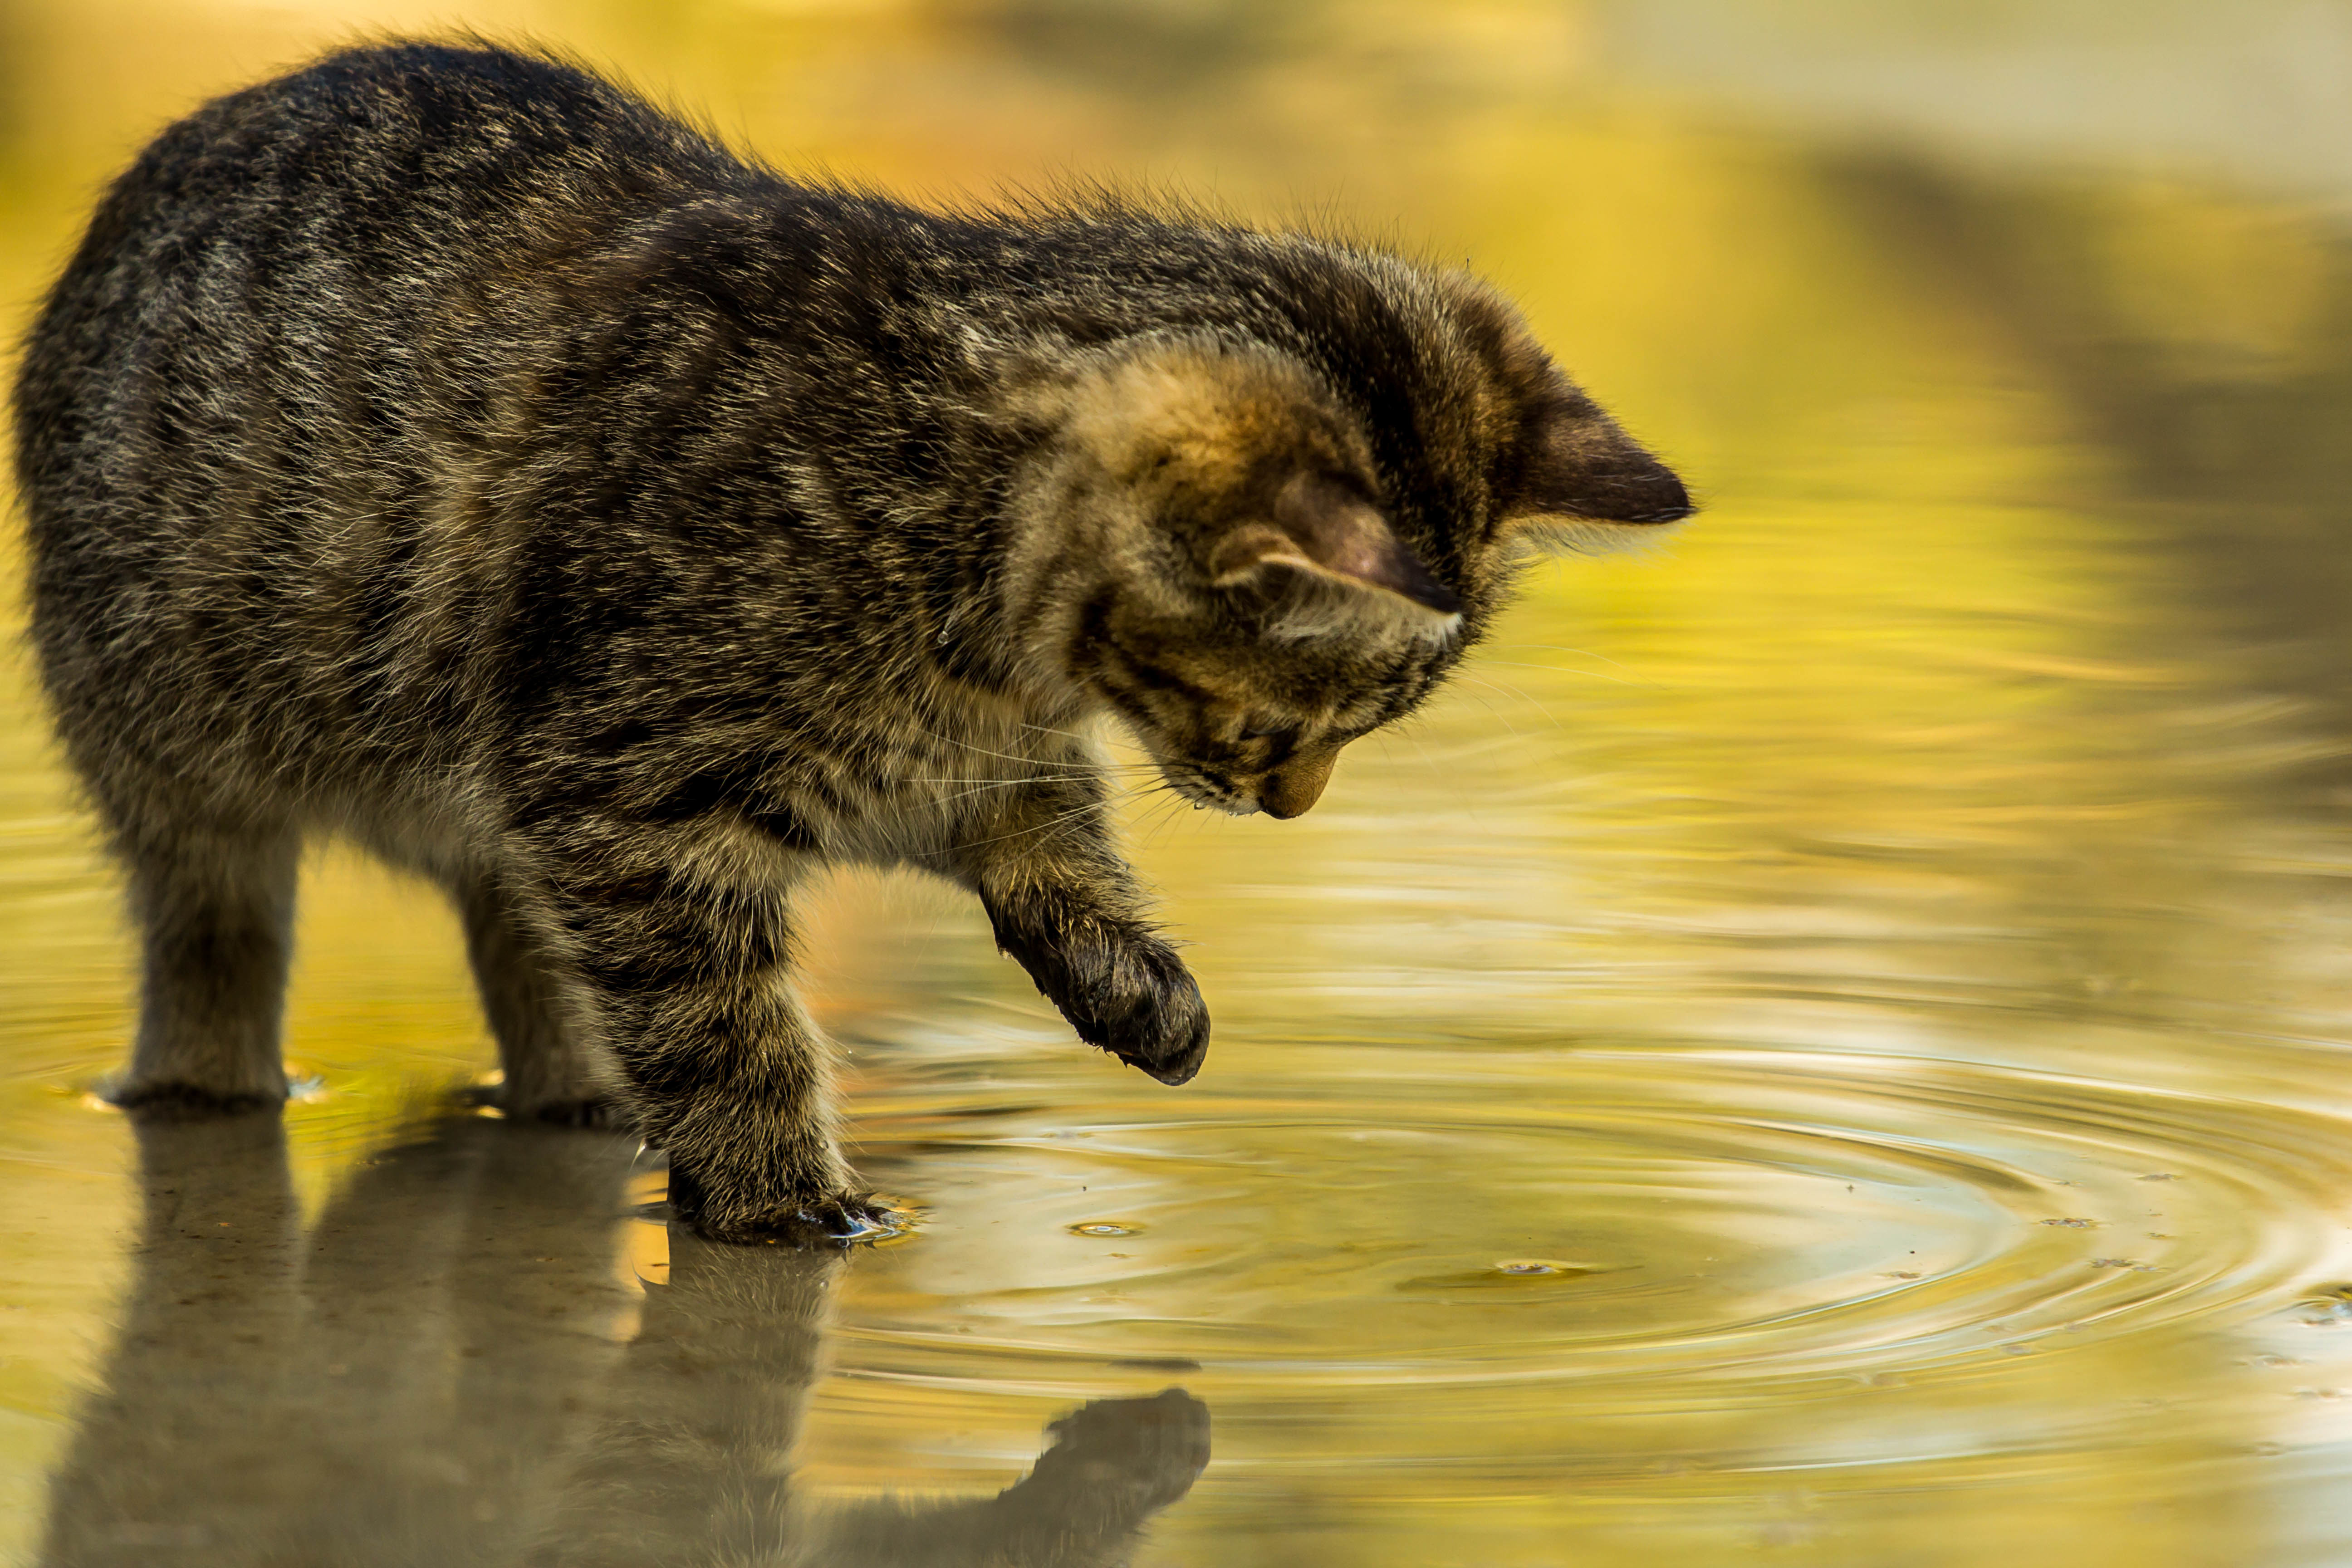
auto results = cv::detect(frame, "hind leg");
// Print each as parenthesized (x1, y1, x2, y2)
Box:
(115, 816, 300, 1112)
(459, 871, 614, 1126)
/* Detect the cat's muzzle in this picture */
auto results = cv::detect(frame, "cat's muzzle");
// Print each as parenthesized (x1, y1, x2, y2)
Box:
(1161, 764, 1260, 817)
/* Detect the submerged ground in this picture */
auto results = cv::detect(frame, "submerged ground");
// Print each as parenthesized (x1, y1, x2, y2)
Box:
(5, 3, 2352, 1564)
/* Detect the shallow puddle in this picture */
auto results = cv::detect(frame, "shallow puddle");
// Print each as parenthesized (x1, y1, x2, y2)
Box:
(6, 4, 2352, 1565)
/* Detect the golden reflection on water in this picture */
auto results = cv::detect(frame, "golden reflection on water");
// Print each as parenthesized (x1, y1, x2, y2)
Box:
(6, 3, 2352, 1564)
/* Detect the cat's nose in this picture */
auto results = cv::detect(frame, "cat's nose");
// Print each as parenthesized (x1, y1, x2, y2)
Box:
(1257, 753, 1337, 819)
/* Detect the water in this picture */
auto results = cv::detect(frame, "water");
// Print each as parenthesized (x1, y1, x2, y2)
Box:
(6, 4, 2352, 1564)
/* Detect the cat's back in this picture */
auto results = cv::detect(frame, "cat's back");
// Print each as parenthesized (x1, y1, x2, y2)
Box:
(47, 40, 727, 289)
(16, 43, 739, 489)
(13, 44, 764, 805)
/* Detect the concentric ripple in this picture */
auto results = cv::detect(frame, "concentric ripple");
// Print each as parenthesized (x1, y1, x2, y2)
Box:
(826, 1038, 2352, 1450)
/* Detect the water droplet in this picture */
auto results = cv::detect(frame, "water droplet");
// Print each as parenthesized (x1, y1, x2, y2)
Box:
(2038, 1217, 2096, 1228)
(1396, 1260, 1604, 1298)
(1069, 1221, 1142, 1238)
(2297, 1284, 2352, 1323)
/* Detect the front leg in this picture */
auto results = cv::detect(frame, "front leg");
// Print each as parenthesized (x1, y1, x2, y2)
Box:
(525, 839, 885, 1243)
(945, 779, 1210, 1086)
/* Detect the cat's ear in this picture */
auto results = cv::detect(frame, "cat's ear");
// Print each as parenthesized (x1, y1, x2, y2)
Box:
(1499, 396, 1695, 554)
(1037, 333, 1460, 638)
(1209, 471, 1461, 639)
(1435, 274, 1694, 549)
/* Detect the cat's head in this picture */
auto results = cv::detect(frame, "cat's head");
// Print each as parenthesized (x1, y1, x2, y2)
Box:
(1004, 268, 1690, 818)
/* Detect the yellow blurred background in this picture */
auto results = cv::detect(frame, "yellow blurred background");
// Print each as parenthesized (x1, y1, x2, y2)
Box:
(6, 4, 2352, 1565)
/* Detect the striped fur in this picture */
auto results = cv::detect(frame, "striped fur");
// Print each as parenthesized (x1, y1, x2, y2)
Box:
(12, 41, 1691, 1240)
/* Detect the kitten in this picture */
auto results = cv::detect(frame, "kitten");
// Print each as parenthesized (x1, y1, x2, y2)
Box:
(13, 41, 1691, 1241)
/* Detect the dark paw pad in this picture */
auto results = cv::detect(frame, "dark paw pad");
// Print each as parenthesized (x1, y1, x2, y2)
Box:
(1080, 943, 1210, 1086)
(1000, 926, 1210, 1085)
(1106, 984, 1209, 1083)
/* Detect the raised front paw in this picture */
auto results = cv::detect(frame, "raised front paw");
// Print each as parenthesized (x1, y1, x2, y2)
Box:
(1073, 936, 1211, 1086)
(994, 916, 1211, 1085)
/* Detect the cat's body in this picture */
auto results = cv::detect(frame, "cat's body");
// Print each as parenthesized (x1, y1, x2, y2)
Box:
(15, 41, 1690, 1239)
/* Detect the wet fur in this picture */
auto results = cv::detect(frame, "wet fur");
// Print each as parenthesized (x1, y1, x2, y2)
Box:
(13, 40, 1691, 1240)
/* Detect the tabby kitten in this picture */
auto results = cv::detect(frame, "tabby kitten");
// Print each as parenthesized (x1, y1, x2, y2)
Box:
(14, 42, 1691, 1241)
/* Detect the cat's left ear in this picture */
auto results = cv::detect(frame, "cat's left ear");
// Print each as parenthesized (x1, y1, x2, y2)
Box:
(1209, 471, 1461, 637)
(1498, 396, 1695, 552)
(1437, 274, 1695, 548)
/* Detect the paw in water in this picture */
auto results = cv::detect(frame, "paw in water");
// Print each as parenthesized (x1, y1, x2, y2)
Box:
(665, 1165, 910, 1247)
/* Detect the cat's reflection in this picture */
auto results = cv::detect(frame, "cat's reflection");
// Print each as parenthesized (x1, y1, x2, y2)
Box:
(41, 1112, 1208, 1567)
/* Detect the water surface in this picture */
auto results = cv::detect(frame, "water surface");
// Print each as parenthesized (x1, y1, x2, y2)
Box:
(5, 4, 2352, 1564)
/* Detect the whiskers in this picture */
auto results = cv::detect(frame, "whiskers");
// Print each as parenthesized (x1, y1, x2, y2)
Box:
(942, 769, 1191, 855)
(898, 724, 1151, 791)
(905, 726, 1108, 775)
(1518, 517, 1689, 561)
(1121, 780, 1205, 852)
(876, 714, 1214, 858)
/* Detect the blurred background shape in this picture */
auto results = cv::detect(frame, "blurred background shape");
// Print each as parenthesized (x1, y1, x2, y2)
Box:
(5, 4, 2352, 1565)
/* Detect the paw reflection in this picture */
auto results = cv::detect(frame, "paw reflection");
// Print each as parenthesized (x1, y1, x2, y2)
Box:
(39, 1113, 1207, 1567)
